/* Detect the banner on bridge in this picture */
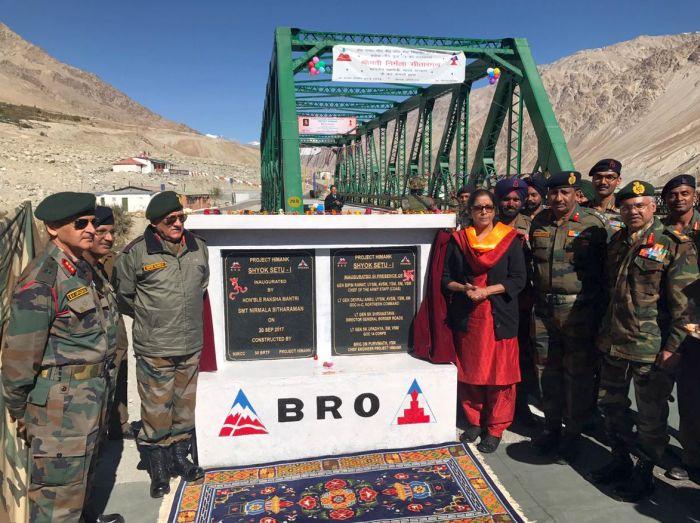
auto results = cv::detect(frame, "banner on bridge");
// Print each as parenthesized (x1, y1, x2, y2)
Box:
(297, 116, 357, 135)
(332, 45, 466, 84)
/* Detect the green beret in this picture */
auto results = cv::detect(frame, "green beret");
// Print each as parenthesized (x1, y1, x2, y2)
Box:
(35, 192, 96, 223)
(146, 191, 183, 221)
(547, 171, 581, 189)
(615, 180, 656, 206)
(576, 179, 597, 202)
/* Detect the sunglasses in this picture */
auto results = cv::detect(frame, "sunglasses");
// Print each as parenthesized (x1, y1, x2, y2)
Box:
(73, 218, 96, 230)
(162, 213, 187, 226)
(471, 205, 495, 213)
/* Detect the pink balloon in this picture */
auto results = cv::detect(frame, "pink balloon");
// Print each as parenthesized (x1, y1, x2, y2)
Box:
(308, 61, 314, 67)
(311, 68, 318, 75)
(313, 56, 320, 63)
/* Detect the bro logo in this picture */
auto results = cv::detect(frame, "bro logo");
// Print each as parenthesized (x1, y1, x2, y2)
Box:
(278, 393, 380, 422)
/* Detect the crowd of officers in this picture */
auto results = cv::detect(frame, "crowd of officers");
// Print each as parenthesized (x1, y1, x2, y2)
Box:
(1, 162, 698, 521)
(453, 161, 700, 503)
(1, 191, 209, 523)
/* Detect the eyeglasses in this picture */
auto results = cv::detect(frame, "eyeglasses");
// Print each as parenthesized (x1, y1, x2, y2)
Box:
(73, 218, 96, 230)
(471, 205, 495, 213)
(162, 213, 187, 226)
(619, 202, 651, 214)
(592, 174, 619, 182)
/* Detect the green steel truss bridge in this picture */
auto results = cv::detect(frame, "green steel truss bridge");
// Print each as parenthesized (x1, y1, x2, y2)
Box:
(260, 27, 573, 212)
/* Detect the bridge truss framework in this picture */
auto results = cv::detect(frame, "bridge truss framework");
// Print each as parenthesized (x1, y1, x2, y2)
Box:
(260, 27, 573, 212)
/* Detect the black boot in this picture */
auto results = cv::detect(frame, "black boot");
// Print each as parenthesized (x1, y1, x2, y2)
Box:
(514, 393, 537, 427)
(589, 449, 633, 485)
(612, 458, 655, 502)
(148, 447, 171, 498)
(95, 515, 125, 523)
(459, 424, 482, 444)
(532, 428, 561, 455)
(477, 433, 501, 454)
(557, 433, 582, 464)
(171, 440, 204, 482)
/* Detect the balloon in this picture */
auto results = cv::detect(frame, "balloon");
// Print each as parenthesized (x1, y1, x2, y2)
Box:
(318, 60, 326, 68)
(489, 77, 496, 85)
(488, 70, 495, 77)
(308, 60, 314, 67)
(494, 67, 501, 76)
(313, 56, 319, 63)
(318, 66, 325, 73)
(487, 67, 494, 75)
(310, 67, 318, 75)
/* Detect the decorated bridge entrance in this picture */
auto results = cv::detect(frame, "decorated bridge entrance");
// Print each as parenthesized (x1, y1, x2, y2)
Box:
(260, 27, 574, 212)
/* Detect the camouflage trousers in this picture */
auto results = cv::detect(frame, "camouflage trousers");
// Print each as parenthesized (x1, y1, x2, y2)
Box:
(678, 338, 700, 468)
(26, 373, 108, 523)
(533, 301, 597, 435)
(598, 355, 674, 463)
(135, 350, 201, 448)
(107, 341, 130, 437)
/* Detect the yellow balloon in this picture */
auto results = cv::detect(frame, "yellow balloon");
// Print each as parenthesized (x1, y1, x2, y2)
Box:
(494, 67, 501, 76)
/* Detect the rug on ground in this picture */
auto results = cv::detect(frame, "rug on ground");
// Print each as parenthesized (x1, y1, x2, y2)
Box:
(166, 442, 525, 522)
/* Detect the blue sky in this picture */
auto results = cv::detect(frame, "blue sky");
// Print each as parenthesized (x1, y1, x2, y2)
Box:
(1, 0, 698, 143)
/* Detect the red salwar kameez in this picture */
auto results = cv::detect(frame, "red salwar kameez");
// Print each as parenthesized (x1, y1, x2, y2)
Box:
(452, 223, 521, 437)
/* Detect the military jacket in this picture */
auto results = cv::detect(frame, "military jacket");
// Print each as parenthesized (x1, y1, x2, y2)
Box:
(507, 213, 532, 244)
(599, 217, 698, 362)
(662, 209, 700, 235)
(94, 251, 127, 355)
(1, 242, 114, 420)
(594, 198, 624, 234)
(529, 205, 608, 296)
(112, 227, 209, 357)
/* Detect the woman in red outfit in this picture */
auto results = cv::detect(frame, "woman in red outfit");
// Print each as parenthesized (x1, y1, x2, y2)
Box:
(442, 189, 527, 453)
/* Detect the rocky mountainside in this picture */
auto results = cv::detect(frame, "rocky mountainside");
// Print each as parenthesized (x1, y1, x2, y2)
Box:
(0, 23, 260, 209)
(304, 32, 700, 187)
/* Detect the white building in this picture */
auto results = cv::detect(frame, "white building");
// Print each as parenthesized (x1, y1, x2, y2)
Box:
(112, 154, 172, 174)
(96, 186, 158, 213)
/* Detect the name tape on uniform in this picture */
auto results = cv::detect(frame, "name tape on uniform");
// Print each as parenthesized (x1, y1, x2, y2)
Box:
(66, 286, 89, 301)
(143, 261, 168, 272)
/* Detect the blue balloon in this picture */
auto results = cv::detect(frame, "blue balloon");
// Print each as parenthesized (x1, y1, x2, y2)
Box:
(488, 70, 495, 77)
(318, 66, 326, 73)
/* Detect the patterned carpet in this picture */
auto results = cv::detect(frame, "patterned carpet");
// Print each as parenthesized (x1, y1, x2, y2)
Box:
(166, 442, 525, 522)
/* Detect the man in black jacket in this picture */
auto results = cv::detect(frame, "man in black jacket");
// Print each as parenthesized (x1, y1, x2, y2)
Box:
(324, 185, 344, 213)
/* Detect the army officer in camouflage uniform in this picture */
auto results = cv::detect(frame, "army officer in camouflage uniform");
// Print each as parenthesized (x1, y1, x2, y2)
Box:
(589, 158, 624, 234)
(1, 193, 123, 523)
(113, 191, 209, 498)
(660, 175, 700, 483)
(592, 180, 698, 501)
(83, 206, 131, 441)
(529, 171, 608, 461)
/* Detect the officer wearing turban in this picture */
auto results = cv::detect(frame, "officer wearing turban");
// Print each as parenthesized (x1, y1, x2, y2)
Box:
(522, 172, 547, 219)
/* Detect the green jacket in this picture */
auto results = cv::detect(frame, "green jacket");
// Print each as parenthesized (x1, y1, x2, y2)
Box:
(1, 242, 116, 420)
(599, 217, 698, 362)
(112, 227, 209, 357)
(529, 204, 608, 297)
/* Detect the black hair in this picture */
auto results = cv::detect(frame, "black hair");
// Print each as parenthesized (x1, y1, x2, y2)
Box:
(467, 188, 496, 209)
(456, 186, 470, 196)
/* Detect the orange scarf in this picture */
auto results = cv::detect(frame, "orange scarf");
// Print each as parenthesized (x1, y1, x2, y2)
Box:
(465, 222, 514, 252)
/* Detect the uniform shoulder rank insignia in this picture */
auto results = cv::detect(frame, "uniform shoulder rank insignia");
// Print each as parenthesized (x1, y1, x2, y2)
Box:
(639, 243, 669, 262)
(609, 219, 623, 229)
(60, 258, 77, 275)
(646, 233, 655, 247)
(66, 286, 89, 301)
(143, 261, 167, 272)
(666, 228, 690, 243)
(572, 212, 580, 223)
